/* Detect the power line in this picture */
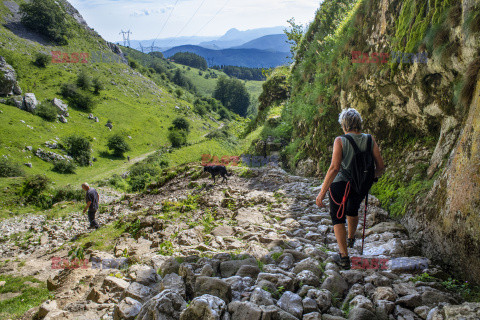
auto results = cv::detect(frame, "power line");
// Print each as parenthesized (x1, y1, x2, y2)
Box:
(151, 0, 180, 49)
(119, 29, 132, 47)
(167, 0, 207, 44)
(193, 0, 231, 37)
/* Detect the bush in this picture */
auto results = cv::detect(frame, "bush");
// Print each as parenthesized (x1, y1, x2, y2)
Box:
(73, 91, 95, 111)
(128, 163, 159, 192)
(36, 101, 57, 122)
(171, 117, 190, 133)
(76, 70, 92, 90)
(0, 158, 24, 177)
(52, 160, 76, 174)
(93, 77, 104, 94)
(33, 52, 50, 68)
(20, 0, 70, 45)
(51, 186, 84, 203)
(60, 83, 78, 99)
(107, 134, 131, 157)
(18, 175, 51, 207)
(168, 130, 187, 148)
(64, 135, 91, 166)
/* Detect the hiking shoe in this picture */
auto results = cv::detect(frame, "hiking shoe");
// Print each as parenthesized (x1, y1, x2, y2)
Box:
(333, 254, 351, 270)
(347, 237, 356, 248)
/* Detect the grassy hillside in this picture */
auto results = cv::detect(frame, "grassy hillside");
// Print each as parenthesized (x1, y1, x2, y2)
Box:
(0, 0, 258, 218)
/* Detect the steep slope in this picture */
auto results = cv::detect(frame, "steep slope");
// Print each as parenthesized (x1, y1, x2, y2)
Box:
(253, 0, 480, 284)
(0, 0, 226, 188)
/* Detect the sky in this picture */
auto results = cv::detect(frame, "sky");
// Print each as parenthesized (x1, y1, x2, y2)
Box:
(69, 0, 321, 42)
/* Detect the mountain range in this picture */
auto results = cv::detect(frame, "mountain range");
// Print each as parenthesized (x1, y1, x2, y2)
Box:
(129, 27, 291, 68)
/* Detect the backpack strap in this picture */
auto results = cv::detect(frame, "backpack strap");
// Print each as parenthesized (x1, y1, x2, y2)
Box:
(343, 134, 373, 154)
(342, 134, 361, 154)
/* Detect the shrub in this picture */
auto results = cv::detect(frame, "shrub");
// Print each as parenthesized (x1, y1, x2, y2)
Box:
(52, 160, 76, 174)
(76, 70, 92, 90)
(60, 83, 78, 99)
(107, 134, 131, 157)
(20, 0, 70, 44)
(72, 91, 95, 112)
(171, 117, 190, 132)
(64, 135, 91, 166)
(0, 158, 24, 177)
(51, 185, 84, 203)
(18, 175, 51, 207)
(168, 130, 187, 148)
(36, 101, 57, 122)
(33, 52, 50, 68)
(128, 163, 159, 191)
(93, 77, 104, 94)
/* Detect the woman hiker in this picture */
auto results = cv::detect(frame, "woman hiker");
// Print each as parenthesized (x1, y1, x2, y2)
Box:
(316, 108, 385, 269)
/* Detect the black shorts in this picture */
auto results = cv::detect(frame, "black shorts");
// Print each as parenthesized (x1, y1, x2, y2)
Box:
(329, 181, 365, 225)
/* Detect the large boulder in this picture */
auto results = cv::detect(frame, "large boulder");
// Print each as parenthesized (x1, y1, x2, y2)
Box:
(52, 98, 69, 116)
(195, 276, 232, 303)
(114, 297, 142, 320)
(135, 289, 187, 320)
(123, 282, 152, 303)
(219, 257, 257, 278)
(179, 294, 227, 320)
(228, 301, 262, 320)
(0, 56, 21, 96)
(23, 93, 37, 113)
(101, 276, 129, 293)
(277, 291, 303, 318)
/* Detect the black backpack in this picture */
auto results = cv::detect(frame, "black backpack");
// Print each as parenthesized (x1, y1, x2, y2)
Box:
(342, 134, 375, 196)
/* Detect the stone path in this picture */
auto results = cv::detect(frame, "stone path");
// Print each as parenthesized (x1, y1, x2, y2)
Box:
(0, 163, 478, 320)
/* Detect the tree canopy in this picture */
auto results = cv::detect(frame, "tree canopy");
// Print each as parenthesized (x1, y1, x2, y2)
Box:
(20, 0, 70, 45)
(171, 52, 208, 70)
(213, 77, 250, 117)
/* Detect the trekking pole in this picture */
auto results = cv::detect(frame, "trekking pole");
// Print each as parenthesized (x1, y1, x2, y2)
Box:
(361, 194, 368, 256)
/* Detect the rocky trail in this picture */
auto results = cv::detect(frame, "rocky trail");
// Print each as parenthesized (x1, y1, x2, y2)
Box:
(0, 163, 478, 320)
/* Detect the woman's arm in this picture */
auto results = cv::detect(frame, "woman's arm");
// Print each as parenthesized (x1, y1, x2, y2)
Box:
(316, 137, 343, 207)
(372, 136, 385, 178)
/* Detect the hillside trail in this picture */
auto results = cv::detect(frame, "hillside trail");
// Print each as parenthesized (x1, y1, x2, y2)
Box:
(0, 163, 478, 320)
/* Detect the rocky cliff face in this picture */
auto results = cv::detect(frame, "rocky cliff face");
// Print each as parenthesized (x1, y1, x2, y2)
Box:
(259, 0, 480, 283)
(338, 0, 480, 284)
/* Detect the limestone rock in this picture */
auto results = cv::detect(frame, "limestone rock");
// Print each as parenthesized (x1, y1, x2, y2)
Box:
(102, 276, 129, 293)
(220, 257, 257, 278)
(114, 297, 142, 320)
(277, 291, 303, 319)
(180, 294, 227, 320)
(24, 93, 37, 113)
(0, 56, 20, 96)
(124, 282, 152, 303)
(250, 287, 274, 306)
(38, 300, 58, 318)
(195, 276, 232, 303)
(136, 289, 187, 320)
(228, 301, 262, 320)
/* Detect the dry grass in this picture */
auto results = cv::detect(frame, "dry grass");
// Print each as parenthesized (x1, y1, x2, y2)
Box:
(433, 27, 450, 49)
(460, 57, 480, 108)
(447, 4, 462, 28)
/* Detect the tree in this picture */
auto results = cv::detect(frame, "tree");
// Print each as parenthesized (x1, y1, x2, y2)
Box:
(171, 117, 190, 133)
(171, 52, 207, 70)
(168, 130, 187, 148)
(20, 0, 70, 45)
(64, 135, 91, 166)
(213, 76, 250, 117)
(107, 134, 131, 157)
(284, 18, 304, 60)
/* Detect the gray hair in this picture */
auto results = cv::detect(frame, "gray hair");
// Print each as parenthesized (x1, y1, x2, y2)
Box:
(338, 108, 363, 132)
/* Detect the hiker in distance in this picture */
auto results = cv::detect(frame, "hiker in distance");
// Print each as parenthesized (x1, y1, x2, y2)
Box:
(316, 108, 385, 269)
(82, 183, 100, 229)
